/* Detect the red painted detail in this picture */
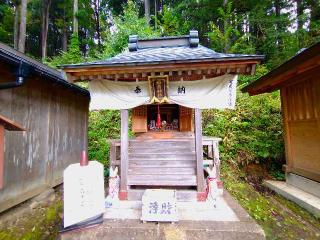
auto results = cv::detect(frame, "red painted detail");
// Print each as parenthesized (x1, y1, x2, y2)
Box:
(197, 192, 207, 202)
(217, 181, 224, 189)
(80, 150, 88, 166)
(119, 191, 128, 200)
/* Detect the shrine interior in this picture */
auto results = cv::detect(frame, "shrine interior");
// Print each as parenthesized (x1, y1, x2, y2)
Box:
(147, 104, 180, 132)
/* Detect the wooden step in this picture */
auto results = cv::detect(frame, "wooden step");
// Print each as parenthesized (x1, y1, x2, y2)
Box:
(129, 147, 195, 154)
(127, 174, 197, 186)
(128, 167, 196, 175)
(129, 153, 196, 160)
(129, 160, 196, 168)
(129, 141, 195, 148)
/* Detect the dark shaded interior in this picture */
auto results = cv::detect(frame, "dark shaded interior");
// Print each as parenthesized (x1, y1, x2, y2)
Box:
(147, 104, 179, 131)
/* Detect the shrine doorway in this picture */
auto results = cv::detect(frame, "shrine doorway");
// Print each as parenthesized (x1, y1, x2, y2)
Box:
(147, 104, 179, 131)
(131, 104, 193, 133)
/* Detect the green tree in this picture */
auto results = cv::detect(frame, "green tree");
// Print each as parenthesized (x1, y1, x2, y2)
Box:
(103, 0, 157, 57)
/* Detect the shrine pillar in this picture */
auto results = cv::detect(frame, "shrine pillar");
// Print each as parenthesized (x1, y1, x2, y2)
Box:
(119, 109, 129, 200)
(194, 108, 206, 201)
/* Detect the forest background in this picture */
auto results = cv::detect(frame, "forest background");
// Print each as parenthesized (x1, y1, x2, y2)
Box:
(1, 0, 319, 179)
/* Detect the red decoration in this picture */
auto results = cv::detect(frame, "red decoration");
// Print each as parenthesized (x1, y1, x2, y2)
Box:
(197, 192, 207, 202)
(119, 190, 128, 200)
(156, 105, 161, 129)
(80, 150, 88, 166)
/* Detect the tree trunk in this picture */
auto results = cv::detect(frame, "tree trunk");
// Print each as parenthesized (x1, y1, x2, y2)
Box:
(13, 4, 20, 50)
(296, 0, 304, 31)
(41, 0, 51, 61)
(18, 0, 27, 53)
(308, 0, 320, 37)
(274, 0, 283, 49)
(93, 0, 102, 52)
(73, 0, 78, 36)
(309, 0, 320, 22)
(62, 5, 68, 52)
(144, 0, 150, 24)
(296, 0, 305, 47)
(223, 0, 229, 52)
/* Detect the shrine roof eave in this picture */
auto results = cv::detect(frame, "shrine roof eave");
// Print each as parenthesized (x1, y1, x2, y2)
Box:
(60, 55, 264, 71)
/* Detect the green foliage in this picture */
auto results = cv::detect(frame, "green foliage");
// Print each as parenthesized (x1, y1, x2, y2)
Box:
(46, 34, 84, 68)
(103, 0, 157, 57)
(158, 6, 188, 36)
(207, 2, 255, 54)
(0, 4, 14, 44)
(88, 110, 120, 166)
(203, 65, 284, 166)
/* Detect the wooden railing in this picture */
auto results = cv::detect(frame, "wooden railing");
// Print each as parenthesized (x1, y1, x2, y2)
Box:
(202, 137, 222, 180)
(108, 139, 121, 171)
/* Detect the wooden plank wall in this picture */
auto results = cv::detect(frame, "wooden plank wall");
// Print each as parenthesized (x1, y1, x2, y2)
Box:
(0, 67, 89, 212)
(132, 105, 147, 133)
(281, 75, 320, 182)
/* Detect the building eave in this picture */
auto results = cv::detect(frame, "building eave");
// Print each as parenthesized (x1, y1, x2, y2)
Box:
(0, 42, 90, 97)
(242, 41, 320, 95)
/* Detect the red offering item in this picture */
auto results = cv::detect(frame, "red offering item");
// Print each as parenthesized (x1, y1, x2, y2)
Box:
(156, 105, 161, 129)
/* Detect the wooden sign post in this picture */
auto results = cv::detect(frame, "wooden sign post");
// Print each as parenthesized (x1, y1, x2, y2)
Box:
(0, 114, 25, 189)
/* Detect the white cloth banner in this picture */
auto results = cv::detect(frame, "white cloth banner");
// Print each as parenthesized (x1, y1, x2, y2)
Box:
(89, 74, 237, 110)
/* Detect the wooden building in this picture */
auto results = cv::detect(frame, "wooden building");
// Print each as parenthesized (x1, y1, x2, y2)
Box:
(243, 42, 320, 198)
(0, 43, 90, 212)
(62, 30, 263, 201)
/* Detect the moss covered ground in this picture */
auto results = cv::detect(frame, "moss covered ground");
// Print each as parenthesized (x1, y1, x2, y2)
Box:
(0, 194, 62, 240)
(222, 163, 320, 240)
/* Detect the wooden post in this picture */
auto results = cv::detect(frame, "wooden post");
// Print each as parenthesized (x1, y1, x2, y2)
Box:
(0, 125, 4, 189)
(119, 109, 129, 200)
(194, 108, 206, 201)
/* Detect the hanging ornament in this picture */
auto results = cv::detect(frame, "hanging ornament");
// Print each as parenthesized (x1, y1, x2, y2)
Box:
(156, 105, 161, 129)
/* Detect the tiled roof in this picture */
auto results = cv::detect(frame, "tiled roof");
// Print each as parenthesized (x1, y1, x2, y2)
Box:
(70, 45, 262, 67)
(61, 31, 263, 69)
(0, 42, 90, 96)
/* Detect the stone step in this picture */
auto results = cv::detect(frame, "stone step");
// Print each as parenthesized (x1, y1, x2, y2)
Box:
(60, 219, 265, 240)
(127, 189, 198, 201)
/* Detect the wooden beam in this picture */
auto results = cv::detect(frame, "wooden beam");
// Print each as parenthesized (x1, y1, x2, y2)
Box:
(63, 60, 261, 75)
(286, 167, 320, 183)
(120, 109, 129, 200)
(194, 108, 205, 200)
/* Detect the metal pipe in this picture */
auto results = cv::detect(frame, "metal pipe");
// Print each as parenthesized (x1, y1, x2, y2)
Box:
(0, 61, 28, 90)
(0, 76, 24, 89)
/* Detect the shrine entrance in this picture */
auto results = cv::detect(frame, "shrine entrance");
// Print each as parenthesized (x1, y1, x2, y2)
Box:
(131, 104, 193, 133)
(61, 30, 262, 201)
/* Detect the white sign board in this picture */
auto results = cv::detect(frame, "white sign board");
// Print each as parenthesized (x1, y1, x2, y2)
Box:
(141, 189, 178, 222)
(63, 161, 105, 228)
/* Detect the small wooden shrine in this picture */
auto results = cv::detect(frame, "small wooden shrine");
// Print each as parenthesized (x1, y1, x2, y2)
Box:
(243, 42, 320, 195)
(61, 30, 263, 201)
